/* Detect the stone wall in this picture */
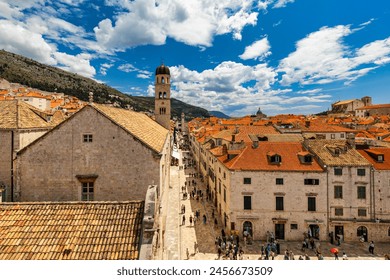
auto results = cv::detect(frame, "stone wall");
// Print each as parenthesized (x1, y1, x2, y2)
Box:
(16, 106, 162, 202)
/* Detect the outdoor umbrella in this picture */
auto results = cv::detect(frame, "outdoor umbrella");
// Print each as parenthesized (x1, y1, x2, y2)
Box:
(330, 248, 339, 254)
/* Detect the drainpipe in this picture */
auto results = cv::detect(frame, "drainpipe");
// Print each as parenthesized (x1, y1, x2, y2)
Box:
(10, 130, 14, 202)
(371, 166, 375, 220)
(325, 165, 329, 238)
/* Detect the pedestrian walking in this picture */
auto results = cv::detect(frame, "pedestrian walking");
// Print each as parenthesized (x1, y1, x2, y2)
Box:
(182, 215, 185, 226)
(189, 215, 193, 226)
(369, 241, 375, 254)
(342, 252, 348, 260)
(203, 214, 207, 224)
(194, 242, 199, 254)
(186, 248, 190, 260)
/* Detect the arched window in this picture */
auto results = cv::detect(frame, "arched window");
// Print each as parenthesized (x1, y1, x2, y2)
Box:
(159, 92, 162, 99)
(160, 107, 166, 114)
(161, 77, 165, 84)
(357, 226, 368, 242)
(163, 92, 167, 99)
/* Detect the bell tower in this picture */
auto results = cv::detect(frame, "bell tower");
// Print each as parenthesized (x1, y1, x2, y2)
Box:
(154, 63, 171, 130)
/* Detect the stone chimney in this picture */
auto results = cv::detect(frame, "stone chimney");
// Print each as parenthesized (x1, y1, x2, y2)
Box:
(347, 133, 355, 148)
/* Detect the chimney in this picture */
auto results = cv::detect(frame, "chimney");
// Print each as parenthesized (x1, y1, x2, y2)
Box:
(305, 120, 311, 128)
(347, 133, 355, 148)
(232, 134, 236, 143)
(222, 144, 228, 155)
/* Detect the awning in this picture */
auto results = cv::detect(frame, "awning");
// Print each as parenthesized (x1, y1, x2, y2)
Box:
(172, 150, 180, 159)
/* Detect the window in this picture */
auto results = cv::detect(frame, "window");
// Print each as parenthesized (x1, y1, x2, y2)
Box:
(308, 197, 316, 211)
(340, 133, 345, 138)
(358, 208, 367, 217)
(276, 197, 284, 211)
(357, 168, 366, 176)
(334, 168, 343, 176)
(357, 186, 366, 199)
(304, 179, 319, 185)
(331, 134, 335, 139)
(223, 172, 226, 179)
(82, 182, 94, 201)
(335, 208, 343, 216)
(243, 178, 251, 184)
(290, 224, 298, 230)
(218, 181, 221, 194)
(334, 185, 343, 199)
(276, 178, 284, 185)
(270, 155, 282, 163)
(83, 134, 93, 142)
(303, 155, 312, 163)
(223, 188, 226, 202)
(244, 196, 252, 210)
(377, 155, 384, 162)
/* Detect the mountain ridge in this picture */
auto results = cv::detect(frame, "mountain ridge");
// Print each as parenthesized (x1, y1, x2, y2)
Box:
(0, 49, 210, 119)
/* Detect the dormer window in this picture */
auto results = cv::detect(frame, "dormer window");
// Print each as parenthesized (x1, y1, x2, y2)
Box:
(304, 155, 313, 163)
(377, 155, 384, 162)
(268, 153, 281, 164)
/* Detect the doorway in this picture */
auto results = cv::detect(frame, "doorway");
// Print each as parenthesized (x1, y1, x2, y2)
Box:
(275, 223, 285, 240)
(335, 225, 344, 241)
(357, 226, 368, 242)
(309, 224, 320, 239)
(243, 221, 253, 237)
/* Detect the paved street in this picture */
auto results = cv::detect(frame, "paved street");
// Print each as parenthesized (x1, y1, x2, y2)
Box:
(163, 145, 390, 260)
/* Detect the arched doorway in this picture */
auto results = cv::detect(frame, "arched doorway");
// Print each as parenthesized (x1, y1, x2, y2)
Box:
(357, 226, 368, 242)
(243, 221, 253, 237)
(309, 224, 320, 239)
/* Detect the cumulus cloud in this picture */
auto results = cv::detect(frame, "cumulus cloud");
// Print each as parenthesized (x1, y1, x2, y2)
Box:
(0, 20, 56, 65)
(94, 0, 263, 50)
(239, 37, 271, 60)
(168, 61, 280, 115)
(53, 52, 96, 78)
(278, 25, 390, 86)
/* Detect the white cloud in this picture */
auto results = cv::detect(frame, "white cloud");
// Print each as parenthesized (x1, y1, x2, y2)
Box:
(53, 52, 96, 78)
(239, 37, 271, 60)
(273, 0, 295, 8)
(278, 25, 390, 86)
(168, 61, 279, 115)
(99, 63, 114, 76)
(94, 0, 263, 50)
(0, 20, 56, 65)
(118, 63, 152, 79)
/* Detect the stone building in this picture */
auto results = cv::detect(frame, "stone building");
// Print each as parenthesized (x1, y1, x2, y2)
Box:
(154, 64, 171, 130)
(210, 141, 326, 241)
(15, 103, 171, 202)
(331, 96, 372, 115)
(357, 147, 390, 241)
(0, 100, 52, 202)
(305, 139, 376, 242)
(355, 103, 390, 118)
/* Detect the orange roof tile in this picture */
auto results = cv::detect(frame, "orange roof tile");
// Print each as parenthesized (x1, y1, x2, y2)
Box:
(220, 142, 323, 172)
(358, 148, 390, 170)
(0, 201, 144, 260)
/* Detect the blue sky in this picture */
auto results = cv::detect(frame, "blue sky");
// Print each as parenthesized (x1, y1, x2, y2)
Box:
(0, 0, 390, 117)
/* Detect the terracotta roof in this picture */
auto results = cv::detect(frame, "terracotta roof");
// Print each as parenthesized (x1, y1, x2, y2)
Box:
(0, 100, 52, 129)
(92, 103, 169, 153)
(220, 142, 323, 172)
(358, 148, 390, 170)
(0, 201, 144, 260)
(306, 140, 371, 167)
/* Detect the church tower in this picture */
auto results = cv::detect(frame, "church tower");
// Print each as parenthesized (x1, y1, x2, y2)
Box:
(154, 63, 171, 130)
